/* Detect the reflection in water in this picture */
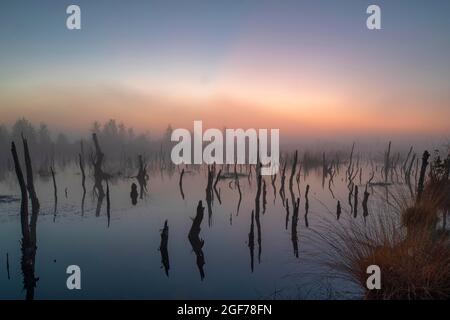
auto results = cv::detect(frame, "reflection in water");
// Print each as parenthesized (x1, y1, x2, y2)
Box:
(188, 201, 206, 280)
(285, 199, 290, 230)
(0, 136, 427, 299)
(95, 188, 105, 217)
(262, 180, 267, 214)
(6, 252, 10, 280)
(130, 183, 138, 205)
(78, 145, 86, 215)
(304, 185, 310, 228)
(353, 185, 358, 218)
(362, 186, 370, 219)
(106, 180, 111, 227)
(336, 200, 342, 220)
(255, 165, 262, 264)
(159, 220, 170, 277)
(235, 165, 242, 215)
(291, 198, 300, 258)
(328, 165, 336, 199)
(271, 174, 277, 204)
(248, 210, 255, 272)
(279, 161, 286, 205)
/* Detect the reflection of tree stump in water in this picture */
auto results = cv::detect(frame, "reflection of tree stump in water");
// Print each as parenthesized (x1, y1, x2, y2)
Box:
(362, 187, 370, 219)
(130, 183, 138, 205)
(188, 201, 206, 280)
(337, 200, 342, 220)
(255, 165, 262, 263)
(248, 210, 255, 272)
(285, 199, 290, 230)
(21, 242, 38, 300)
(106, 180, 111, 227)
(304, 185, 310, 228)
(159, 220, 170, 277)
(291, 198, 300, 258)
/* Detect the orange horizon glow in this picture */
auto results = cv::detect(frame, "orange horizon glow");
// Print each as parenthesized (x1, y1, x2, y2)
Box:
(0, 81, 449, 139)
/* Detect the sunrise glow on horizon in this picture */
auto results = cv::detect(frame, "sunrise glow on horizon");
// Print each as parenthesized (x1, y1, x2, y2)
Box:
(1, 0, 449, 138)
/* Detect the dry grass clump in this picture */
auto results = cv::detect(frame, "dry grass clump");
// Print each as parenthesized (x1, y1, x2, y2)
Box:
(321, 150, 450, 300)
(351, 229, 450, 299)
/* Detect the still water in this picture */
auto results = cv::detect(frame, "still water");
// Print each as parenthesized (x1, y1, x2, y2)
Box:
(0, 163, 368, 299)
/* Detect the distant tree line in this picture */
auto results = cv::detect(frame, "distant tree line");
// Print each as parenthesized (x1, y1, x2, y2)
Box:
(0, 118, 174, 173)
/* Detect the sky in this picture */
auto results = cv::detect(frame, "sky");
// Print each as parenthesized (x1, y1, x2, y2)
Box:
(0, 0, 449, 140)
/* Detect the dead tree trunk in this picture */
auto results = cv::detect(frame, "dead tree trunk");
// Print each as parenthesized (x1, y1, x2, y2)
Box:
(384, 141, 392, 184)
(136, 155, 148, 199)
(11, 142, 30, 245)
(417, 150, 430, 202)
(92, 133, 107, 198)
(50, 166, 57, 216)
(11, 140, 39, 300)
(179, 168, 185, 200)
(213, 169, 222, 204)
(22, 136, 39, 214)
